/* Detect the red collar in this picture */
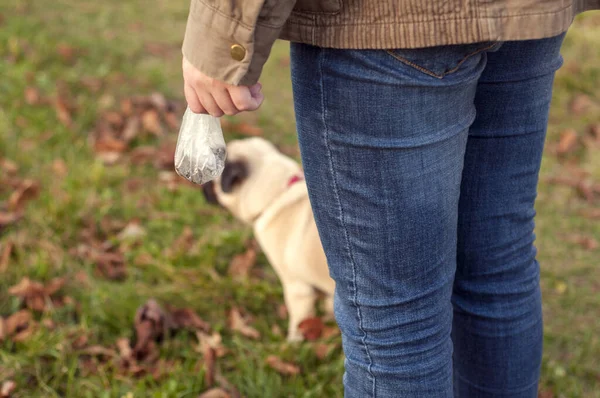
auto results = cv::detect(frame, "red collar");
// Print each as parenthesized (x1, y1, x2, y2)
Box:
(287, 174, 304, 187)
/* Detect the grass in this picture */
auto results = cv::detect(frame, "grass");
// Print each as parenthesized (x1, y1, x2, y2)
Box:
(0, 1, 599, 397)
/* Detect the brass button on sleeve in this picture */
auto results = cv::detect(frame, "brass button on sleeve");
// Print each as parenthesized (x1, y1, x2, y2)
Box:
(230, 44, 246, 61)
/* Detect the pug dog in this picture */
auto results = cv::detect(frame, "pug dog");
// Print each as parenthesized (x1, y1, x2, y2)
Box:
(202, 137, 335, 341)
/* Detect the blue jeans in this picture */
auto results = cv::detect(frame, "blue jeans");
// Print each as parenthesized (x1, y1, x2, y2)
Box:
(291, 34, 565, 398)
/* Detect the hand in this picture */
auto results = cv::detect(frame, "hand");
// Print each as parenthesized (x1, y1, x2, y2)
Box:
(182, 56, 264, 117)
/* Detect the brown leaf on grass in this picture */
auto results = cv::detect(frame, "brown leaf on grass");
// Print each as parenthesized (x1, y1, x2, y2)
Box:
(298, 317, 325, 341)
(0, 241, 14, 273)
(94, 136, 128, 153)
(51, 159, 68, 177)
(235, 123, 263, 137)
(198, 388, 231, 398)
(116, 337, 133, 360)
(1, 380, 16, 398)
(204, 345, 216, 387)
(214, 373, 241, 398)
(153, 142, 176, 170)
(54, 95, 72, 128)
(133, 299, 172, 360)
(96, 152, 121, 165)
(556, 129, 579, 156)
(0, 212, 21, 231)
(196, 331, 227, 358)
(80, 76, 102, 92)
(122, 116, 141, 142)
(570, 94, 593, 115)
(228, 307, 261, 340)
(120, 98, 134, 116)
(8, 277, 66, 312)
(141, 110, 163, 136)
(56, 43, 76, 63)
(265, 355, 301, 376)
(312, 342, 332, 360)
(228, 246, 257, 278)
(71, 333, 89, 350)
(8, 179, 40, 211)
(277, 304, 288, 320)
(149, 92, 168, 112)
(580, 208, 600, 220)
(589, 123, 600, 141)
(172, 226, 195, 254)
(95, 251, 127, 280)
(2, 310, 35, 342)
(81, 345, 118, 359)
(0, 158, 19, 174)
(545, 175, 597, 203)
(538, 388, 555, 398)
(117, 221, 146, 242)
(129, 146, 156, 165)
(24, 86, 41, 105)
(170, 307, 211, 332)
(322, 325, 341, 339)
(567, 235, 599, 251)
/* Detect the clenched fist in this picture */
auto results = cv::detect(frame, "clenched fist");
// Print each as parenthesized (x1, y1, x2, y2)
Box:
(182, 57, 264, 117)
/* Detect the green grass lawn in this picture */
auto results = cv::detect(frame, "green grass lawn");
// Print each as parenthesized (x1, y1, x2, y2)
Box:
(1, 1, 599, 397)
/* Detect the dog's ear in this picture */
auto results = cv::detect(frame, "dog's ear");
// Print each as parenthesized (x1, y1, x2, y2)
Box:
(220, 160, 248, 193)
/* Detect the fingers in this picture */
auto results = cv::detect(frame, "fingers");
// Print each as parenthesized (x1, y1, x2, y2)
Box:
(182, 56, 263, 116)
(229, 84, 264, 112)
(212, 88, 238, 116)
(184, 82, 205, 114)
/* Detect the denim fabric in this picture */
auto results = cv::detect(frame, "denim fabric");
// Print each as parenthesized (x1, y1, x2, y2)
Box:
(290, 34, 565, 397)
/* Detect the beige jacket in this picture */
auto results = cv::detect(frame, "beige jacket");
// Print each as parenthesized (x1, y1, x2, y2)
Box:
(182, 0, 599, 86)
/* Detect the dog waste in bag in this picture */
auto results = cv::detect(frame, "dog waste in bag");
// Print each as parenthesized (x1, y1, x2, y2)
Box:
(174, 107, 227, 185)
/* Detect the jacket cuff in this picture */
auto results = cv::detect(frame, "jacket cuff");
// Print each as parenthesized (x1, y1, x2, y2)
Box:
(182, 0, 283, 86)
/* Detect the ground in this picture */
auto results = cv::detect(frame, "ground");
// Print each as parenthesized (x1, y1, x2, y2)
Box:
(0, 1, 599, 397)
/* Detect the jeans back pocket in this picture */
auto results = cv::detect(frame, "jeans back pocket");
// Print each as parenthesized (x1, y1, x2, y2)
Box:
(386, 42, 501, 79)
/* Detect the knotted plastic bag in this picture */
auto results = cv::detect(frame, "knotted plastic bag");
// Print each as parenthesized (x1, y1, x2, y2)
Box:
(174, 107, 227, 185)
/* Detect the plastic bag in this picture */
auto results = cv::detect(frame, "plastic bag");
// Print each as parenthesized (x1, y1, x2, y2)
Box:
(174, 107, 227, 185)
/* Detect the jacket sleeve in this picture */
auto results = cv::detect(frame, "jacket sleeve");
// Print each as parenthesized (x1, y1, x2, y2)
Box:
(182, 0, 297, 86)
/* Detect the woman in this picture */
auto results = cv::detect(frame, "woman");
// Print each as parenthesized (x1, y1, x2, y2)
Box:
(180, 1, 599, 397)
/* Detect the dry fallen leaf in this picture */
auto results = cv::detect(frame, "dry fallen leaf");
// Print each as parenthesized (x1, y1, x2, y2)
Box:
(204, 345, 216, 387)
(122, 116, 141, 142)
(228, 246, 257, 278)
(196, 331, 226, 358)
(94, 136, 128, 153)
(570, 94, 593, 115)
(322, 325, 341, 339)
(133, 299, 172, 359)
(0, 241, 14, 273)
(56, 43, 76, 63)
(298, 317, 325, 341)
(95, 251, 127, 280)
(169, 307, 211, 332)
(54, 95, 73, 128)
(81, 345, 118, 358)
(116, 337, 133, 360)
(51, 159, 68, 177)
(568, 235, 599, 251)
(312, 342, 332, 360)
(235, 123, 263, 137)
(8, 179, 40, 211)
(117, 221, 146, 242)
(141, 110, 163, 136)
(265, 355, 301, 376)
(0, 158, 19, 174)
(228, 307, 261, 340)
(8, 277, 66, 312)
(2, 310, 35, 342)
(556, 129, 578, 156)
(0, 212, 21, 231)
(0, 380, 16, 398)
(198, 388, 231, 398)
(589, 123, 600, 141)
(538, 388, 555, 398)
(24, 86, 40, 105)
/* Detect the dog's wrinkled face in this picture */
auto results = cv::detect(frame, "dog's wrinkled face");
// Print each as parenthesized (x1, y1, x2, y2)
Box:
(202, 137, 301, 224)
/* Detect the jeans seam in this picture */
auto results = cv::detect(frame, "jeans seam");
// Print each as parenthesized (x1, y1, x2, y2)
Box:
(385, 42, 498, 79)
(454, 370, 541, 394)
(318, 48, 376, 397)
